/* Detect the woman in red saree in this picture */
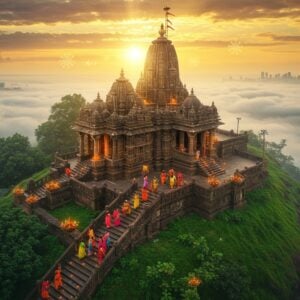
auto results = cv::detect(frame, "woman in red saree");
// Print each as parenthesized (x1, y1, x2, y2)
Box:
(141, 188, 149, 201)
(113, 208, 121, 226)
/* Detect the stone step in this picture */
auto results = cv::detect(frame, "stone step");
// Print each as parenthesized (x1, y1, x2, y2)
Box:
(68, 259, 92, 278)
(61, 269, 85, 289)
(50, 284, 74, 299)
(59, 273, 80, 297)
(72, 257, 95, 274)
(64, 264, 89, 283)
(49, 285, 65, 300)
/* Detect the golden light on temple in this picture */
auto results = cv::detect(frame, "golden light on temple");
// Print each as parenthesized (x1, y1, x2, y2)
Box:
(91, 154, 101, 161)
(13, 187, 24, 196)
(188, 276, 202, 287)
(60, 217, 79, 231)
(142, 164, 149, 174)
(208, 175, 221, 187)
(45, 180, 61, 191)
(230, 172, 245, 184)
(169, 98, 177, 105)
(26, 194, 39, 204)
(143, 99, 152, 105)
(213, 136, 219, 144)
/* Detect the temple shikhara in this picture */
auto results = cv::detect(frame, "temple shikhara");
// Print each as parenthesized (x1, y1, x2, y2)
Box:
(16, 15, 267, 300)
(73, 24, 223, 181)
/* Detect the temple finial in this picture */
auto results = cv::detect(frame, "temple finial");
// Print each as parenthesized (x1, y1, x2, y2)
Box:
(191, 88, 194, 95)
(97, 92, 100, 100)
(120, 68, 124, 78)
(159, 23, 166, 37)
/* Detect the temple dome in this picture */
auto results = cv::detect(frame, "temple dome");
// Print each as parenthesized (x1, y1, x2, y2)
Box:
(106, 69, 137, 116)
(88, 92, 106, 112)
(136, 24, 188, 108)
(183, 89, 201, 111)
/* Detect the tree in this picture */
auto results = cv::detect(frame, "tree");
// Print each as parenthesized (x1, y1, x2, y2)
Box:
(35, 94, 86, 157)
(0, 134, 47, 188)
(0, 206, 48, 300)
(214, 261, 251, 300)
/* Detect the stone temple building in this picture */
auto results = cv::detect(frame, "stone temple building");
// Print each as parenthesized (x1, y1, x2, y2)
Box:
(73, 24, 228, 181)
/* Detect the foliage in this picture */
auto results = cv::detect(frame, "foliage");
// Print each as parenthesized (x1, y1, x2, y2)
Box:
(0, 206, 45, 299)
(50, 201, 98, 231)
(94, 149, 300, 300)
(245, 130, 300, 181)
(214, 261, 251, 300)
(0, 133, 47, 188)
(35, 94, 86, 157)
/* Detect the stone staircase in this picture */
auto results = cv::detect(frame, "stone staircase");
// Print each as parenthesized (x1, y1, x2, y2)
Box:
(71, 160, 92, 181)
(24, 174, 70, 203)
(198, 157, 225, 177)
(45, 189, 160, 300)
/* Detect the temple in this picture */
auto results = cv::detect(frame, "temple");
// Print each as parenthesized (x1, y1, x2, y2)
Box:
(19, 20, 267, 300)
(72, 24, 226, 181)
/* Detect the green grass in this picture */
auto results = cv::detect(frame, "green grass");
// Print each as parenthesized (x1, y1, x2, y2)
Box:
(93, 148, 300, 300)
(50, 201, 99, 231)
(0, 168, 49, 207)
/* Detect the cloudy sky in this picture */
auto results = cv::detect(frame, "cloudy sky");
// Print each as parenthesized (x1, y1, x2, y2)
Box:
(0, 0, 300, 77)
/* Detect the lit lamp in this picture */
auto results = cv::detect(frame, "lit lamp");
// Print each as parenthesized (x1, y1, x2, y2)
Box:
(60, 217, 79, 232)
(188, 276, 202, 287)
(208, 175, 220, 187)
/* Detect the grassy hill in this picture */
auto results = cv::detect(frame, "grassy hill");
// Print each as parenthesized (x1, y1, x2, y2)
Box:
(93, 146, 300, 300)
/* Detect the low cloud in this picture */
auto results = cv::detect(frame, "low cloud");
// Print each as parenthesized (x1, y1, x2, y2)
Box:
(258, 33, 300, 42)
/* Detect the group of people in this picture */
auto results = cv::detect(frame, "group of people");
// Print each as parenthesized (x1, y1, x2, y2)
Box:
(104, 208, 121, 228)
(143, 169, 184, 190)
(40, 265, 62, 299)
(77, 227, 112, 265)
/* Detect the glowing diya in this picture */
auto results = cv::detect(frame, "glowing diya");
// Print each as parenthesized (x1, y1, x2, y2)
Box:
(208, 175, 220, 187)
(188, 276, 202, 287)
(60, 217, 79, 232)
(45, 180, 61, 191)
(26, 194, 39, 204)
(13, 187, 24, 196)
(230, 171, 245, 184)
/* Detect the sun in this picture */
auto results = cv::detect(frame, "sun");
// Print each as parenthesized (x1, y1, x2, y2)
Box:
(126, 46, 144, 63)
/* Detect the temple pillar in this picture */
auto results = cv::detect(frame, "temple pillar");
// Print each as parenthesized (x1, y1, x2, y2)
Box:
(209, 130, 216, 157)
(112, 136, 117, 160)
(179, 131, 185, 151)
(87, 135, 92, 156)
(104, 135, 110, 157)
(201, 132, 207, 157)
(188, 132, 196, 155)
(93, 136, 100, 160)
(79, 133, 85, 157)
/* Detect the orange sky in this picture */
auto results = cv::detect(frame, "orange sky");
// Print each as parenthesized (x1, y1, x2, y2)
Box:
(0, 1, 300, 79)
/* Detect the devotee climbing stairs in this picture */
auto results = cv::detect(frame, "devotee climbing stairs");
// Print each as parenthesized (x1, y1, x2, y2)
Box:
(44, 188, 160, 300)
